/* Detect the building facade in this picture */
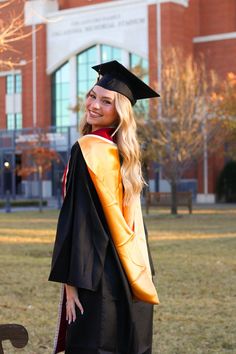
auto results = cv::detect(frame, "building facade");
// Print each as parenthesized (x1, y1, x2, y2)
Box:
(0, 0, 236, 200)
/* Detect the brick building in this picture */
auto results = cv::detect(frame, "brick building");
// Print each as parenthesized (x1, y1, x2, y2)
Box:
(0, 0, 236, 201)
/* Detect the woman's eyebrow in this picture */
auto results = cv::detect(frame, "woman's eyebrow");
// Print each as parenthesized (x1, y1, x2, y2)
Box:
(91, 89, 113, 100)
(101, 96, 113, 100)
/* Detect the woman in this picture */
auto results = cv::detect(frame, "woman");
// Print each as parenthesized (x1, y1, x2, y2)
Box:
(49, 60, 160, 354)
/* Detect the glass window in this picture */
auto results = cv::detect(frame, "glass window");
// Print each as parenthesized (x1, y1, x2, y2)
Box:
(61, 64, 69, 82)
(6, 75, 14, 94)
(87, 46, 97, 64)
(7, 114, 14, 130)
(113, 47, 122, 61)
(77, 46, 147, 106)
(76, 45, 122, 112)
(52, 46, 149, 127)
(130, 54, 149, 117)
(6, 113, 22, 130)
(78, 64, 87, 81)
(130, 53, 148, 83)
(101, 45, 122, 62)
(52, 62, 70, 128)
(61, 83, 69, 99)
(6, 74, 22, 94)
(16, 113, 22, 129)
(77, 46, 97, 103)
(101, 45, 112, 62)
(61, 100, 69, 116)
(15, 74, 22, 93)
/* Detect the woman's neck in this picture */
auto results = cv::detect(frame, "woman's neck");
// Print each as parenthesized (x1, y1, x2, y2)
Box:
(89, 127, 116, 142)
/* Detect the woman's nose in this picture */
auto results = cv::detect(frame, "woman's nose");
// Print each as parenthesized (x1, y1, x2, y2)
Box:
(91, 99, 100, 109)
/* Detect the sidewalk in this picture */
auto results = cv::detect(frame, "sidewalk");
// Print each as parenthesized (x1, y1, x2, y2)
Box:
(0, 197, 61, 213)
(1, 200, 235, 213)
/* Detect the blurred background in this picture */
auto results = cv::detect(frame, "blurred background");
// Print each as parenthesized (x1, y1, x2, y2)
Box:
(1, 0, 236, 208)
(0, 1, 236, 353)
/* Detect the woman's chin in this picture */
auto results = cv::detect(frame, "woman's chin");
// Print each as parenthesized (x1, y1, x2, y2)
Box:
(87, 117, 101, 125)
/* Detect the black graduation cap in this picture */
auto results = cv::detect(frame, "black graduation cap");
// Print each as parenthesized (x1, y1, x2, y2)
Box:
(92, 60, 160, 106)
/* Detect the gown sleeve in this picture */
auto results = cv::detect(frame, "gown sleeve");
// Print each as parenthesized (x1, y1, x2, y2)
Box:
(49, 142, 109, 291)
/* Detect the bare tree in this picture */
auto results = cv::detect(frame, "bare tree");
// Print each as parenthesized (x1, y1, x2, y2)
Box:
(0, 0, 33, 69)
(137, 48, 223, 214)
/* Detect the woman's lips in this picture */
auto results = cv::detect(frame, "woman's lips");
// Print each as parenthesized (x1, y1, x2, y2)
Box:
(88, 110, 102, 118)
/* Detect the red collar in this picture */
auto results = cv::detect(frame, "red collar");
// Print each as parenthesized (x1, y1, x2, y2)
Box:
(90, 127, 116, 143)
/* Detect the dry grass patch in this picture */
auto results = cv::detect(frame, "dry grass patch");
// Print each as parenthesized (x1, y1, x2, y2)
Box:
(0, 208, 236, 353)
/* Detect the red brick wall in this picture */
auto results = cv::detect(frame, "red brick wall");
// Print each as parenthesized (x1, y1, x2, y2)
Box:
(199, 0, 236, 36)
(20, 27, 33, 128)
(148, 4, 158, 90)
(194, 39, 236, 78)
(20, 24, 51, 128)
(197, 151, 225, 194)
(0, 0, 32, 128)
(35, 25, 51, 128)
(194, 37, 236, 193)
(58, 0, 112, 10)
(0, 0, 51, 129)
(162, 2, 199, 54)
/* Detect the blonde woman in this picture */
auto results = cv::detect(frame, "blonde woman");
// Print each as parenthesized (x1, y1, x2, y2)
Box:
(49, 60, 160, 354)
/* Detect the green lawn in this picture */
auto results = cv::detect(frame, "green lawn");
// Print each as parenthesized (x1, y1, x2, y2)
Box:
(0, 207, 236, 354)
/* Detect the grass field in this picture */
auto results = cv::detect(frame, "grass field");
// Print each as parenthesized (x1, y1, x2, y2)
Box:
(0, 206, 236, 354)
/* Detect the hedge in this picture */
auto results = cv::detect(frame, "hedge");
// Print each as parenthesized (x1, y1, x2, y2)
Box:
(0, 199, 47, 208)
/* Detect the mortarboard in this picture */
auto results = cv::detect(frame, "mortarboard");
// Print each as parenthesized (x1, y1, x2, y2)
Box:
(92, 60, 160, 106)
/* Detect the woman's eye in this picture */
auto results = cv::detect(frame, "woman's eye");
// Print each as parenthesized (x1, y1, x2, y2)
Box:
(89, 93, 96, 99)
(103, 100, 111, 105)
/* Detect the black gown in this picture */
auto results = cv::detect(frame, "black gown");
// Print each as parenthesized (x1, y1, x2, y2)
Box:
(49, 141, 155, 354)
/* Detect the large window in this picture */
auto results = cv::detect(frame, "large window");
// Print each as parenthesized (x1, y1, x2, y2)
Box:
(52, 62, 70, 128)
(130, 53, 148, 83)
(101, 44, 122, 63)
(130, 54, 149, 117)
(52, 45, 149, 127)
(76, 45, 148, 108)
(76, 45, 123, 119)
(77, 46, 97, 104)
(7, 113, 22, 130)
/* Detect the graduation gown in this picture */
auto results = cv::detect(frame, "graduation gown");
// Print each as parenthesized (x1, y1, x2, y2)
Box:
(49, 130, 158, 354)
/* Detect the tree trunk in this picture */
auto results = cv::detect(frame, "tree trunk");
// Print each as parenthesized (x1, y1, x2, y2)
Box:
(170, 180, 178, 215)
(142, 162, 150, 215)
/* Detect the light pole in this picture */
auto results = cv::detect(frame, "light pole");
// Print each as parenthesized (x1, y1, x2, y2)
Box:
(32, 23, 37, 127)
(12, 59, 27, 199)
(12, 59, 27, 129)
(11, 68, 16, 129)
(4, 161, 11, 213)
(38, 165, 43, 212)
(202, 118, 208, 199)
(157, 2, 163, 189)
(157, 1, 162, 118)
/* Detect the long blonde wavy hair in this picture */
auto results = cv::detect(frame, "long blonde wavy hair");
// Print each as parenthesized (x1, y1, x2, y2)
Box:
(79, 89, 145, 205)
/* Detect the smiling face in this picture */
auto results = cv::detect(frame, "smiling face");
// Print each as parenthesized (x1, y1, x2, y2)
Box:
(85, 85, 119, 132)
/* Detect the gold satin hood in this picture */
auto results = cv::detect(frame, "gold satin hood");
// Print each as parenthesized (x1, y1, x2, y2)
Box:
(79, 135, 159, 305)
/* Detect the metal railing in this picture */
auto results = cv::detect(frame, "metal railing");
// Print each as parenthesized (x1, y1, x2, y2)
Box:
(0, 125, 78, 199)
